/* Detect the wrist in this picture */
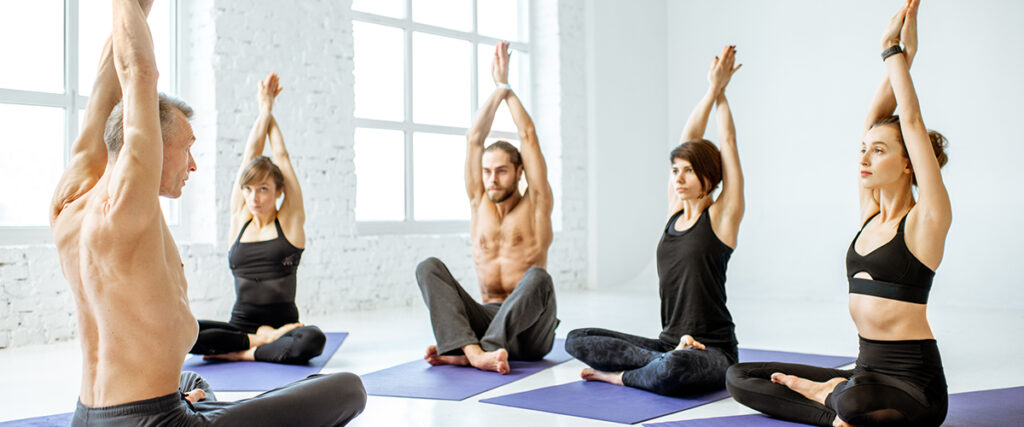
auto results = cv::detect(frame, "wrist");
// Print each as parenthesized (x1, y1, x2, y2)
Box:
(881, 38, 900, 50)
(881, 44, 904, 62)
(495, 82, 511, 90)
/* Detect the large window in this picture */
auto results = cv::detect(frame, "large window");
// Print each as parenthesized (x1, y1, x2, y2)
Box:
(352, 0, 530, 233)
(0, 0, 178, 244)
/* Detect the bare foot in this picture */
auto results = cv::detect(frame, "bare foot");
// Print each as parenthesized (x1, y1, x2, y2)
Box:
(580, 368, 624, 385)
(252, 323, 302, 346)
(424, 345, 469, 367)
(463, 345, 510, 375)
(771, 372, 847, 404)
(183, 388, 206, 403)
(204, 347, 256, 362)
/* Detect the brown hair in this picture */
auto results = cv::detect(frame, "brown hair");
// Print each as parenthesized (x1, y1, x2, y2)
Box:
(240, 156, 285, 192)
(870, 115, 948, 186)
(104, 93, 194, 159)
(670, 139, 722, 196)
(483, 140, 522, 169)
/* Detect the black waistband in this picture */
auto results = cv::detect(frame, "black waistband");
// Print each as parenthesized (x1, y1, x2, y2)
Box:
(75, 391, 184, 418)
(849, 277, 930, 304)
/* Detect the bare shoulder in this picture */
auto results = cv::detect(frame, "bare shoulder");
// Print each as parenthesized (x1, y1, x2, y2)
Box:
(707, 203, 738, 249)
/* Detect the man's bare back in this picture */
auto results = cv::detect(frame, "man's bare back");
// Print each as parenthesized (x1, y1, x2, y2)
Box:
(49, 0, 199, 407)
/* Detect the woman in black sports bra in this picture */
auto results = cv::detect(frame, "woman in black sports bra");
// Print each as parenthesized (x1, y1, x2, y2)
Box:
(727, 1, 951, 425)
(564, 45, 744, 396)
(189, 73, 326, 364)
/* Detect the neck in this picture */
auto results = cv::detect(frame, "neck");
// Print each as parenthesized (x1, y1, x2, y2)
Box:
(252, 210, 277, 227)
(875, 181, 915, 222)
(494, 191, 523, 218)
(680, 195, 712, 218)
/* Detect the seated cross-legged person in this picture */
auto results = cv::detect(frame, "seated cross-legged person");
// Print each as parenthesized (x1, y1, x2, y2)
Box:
(726, 3, 950, 426)
(189, 72, 326, 365)
(564, 45, 745, 396)
(49, 2, 364, 425)
(415, 41, 557, 374)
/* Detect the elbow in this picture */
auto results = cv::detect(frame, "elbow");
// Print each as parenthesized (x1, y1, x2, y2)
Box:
(518, 125, 537, 142)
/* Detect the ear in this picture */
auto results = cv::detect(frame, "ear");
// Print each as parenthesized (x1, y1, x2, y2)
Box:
(516, 165, 524, 180)
(276, 188, 284, 199)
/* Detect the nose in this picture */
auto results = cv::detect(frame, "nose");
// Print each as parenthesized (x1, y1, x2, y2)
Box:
(859, 151, 870, 166)
(189, 154, 197, 172)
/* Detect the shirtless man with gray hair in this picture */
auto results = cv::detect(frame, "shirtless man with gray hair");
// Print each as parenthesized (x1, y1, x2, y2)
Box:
(50, 1, 364, 424)
(416, 41, 557, 374)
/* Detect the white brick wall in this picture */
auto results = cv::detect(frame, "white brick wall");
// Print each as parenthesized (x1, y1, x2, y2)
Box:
(0, 0, 590, 349)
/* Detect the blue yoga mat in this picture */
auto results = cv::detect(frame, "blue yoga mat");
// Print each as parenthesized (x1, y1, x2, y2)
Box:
(642, 386, 1024, 426)
(480, 348, 856, 424)
(0, 413, 72, 427)
(361, 338, 572, 401)
(180, 332, 347, 391)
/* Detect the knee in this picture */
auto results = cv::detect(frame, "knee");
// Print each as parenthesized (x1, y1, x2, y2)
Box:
(564, 328, 589, 357)
(329, 372, 367, 413)
(725, 363, 756, 401)
(294, 326, 327, 359)
(416, 257, 445, 284)
(520, 267, 553, 293)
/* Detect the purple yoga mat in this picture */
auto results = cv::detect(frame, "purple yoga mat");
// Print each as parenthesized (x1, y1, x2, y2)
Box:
(180, 332, 347, 391)
(360, 338, 572, 401)
(480, 348, 856, 424)
(0, 413, 72, 427)
(643, 386, 1024, 427)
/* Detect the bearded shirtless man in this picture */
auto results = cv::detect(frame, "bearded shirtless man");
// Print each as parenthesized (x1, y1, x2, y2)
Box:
(415, 41, 556, 375)
(50, 1, 364, 425)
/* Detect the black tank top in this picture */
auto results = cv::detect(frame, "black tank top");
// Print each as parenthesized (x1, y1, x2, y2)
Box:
(228, 218, 304, 306)
(846, 213, 935, 304)
(656, 209, 737, 352)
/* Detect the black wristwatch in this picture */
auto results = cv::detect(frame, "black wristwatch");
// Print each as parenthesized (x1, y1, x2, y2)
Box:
(881, 45, 903, 61)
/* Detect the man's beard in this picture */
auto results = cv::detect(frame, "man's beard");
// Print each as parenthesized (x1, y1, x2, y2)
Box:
(487, 186, 515, 203)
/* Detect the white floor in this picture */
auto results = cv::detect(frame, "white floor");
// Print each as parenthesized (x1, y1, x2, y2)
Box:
(1, 288, 1022, 426)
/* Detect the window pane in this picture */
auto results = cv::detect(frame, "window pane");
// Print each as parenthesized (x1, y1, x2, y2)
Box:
(478, 0, 524, 42)
(412, 0, 471, 31)
(353, 22, 404, 122)
(413, 132, 469, 220)
(0, 105, 64, 226)
(355, 128, 405, 221)
(413, 33, 470, 127)
(0, 1, 63, 92)
(80, 0, 174, 94)
(352, 0, 404, 18)
(477, 45, 529, 133)
(160, 198, 179, 225)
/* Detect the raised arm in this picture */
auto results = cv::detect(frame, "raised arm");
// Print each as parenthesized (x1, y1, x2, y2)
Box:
(465, 42, 512, 205)
(505, 90, 551, 211)
(679, 45, 741, 143)
(860, 0, 918, 217)
(267, 116, 305, 246)
(712, 92, 743, 246)
(51, 0, 155, 223)
(883, 0, 950, 227)
(105, 0, 162, 229)
(230, 73, 281, 217)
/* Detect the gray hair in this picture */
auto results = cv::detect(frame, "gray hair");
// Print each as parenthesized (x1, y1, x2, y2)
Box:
(104, 93, 194, 159)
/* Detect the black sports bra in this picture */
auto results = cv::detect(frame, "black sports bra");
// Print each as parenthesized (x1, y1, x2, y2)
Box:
(845, 213, 935, 304)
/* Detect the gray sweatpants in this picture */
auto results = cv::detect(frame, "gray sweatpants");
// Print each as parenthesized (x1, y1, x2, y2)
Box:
(415, 257, 558, 360)
(71, 371, 366, 426)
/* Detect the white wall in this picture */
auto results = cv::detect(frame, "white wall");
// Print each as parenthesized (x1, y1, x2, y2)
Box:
(0, 0, 590, 349)
(586, 0, 669, 289)
(660, 0, 1024, 308)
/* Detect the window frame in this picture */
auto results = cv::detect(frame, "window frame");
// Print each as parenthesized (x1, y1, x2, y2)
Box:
(352, 0, 530, 235)
(0, 0, 179, 245)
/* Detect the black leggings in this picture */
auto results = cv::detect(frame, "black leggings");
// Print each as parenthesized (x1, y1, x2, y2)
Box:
(565, 328, 736, 396)
(190, 320, 326, 365)
(726, 337, 947, 427)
